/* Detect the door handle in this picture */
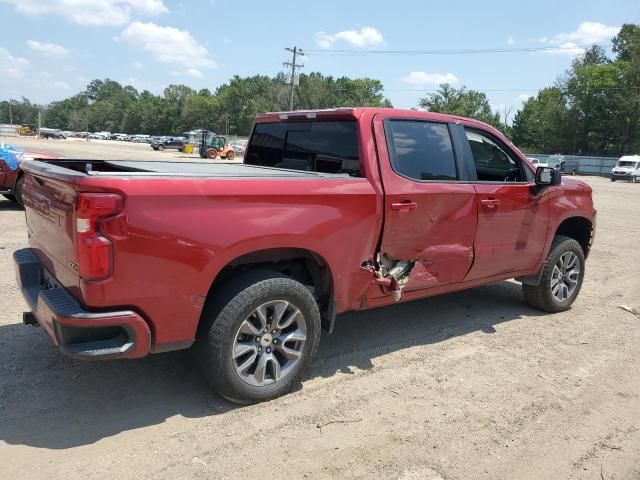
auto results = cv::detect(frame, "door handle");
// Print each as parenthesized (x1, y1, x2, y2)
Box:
(481, 198, 500, 208)
(391, 201, 417, 212)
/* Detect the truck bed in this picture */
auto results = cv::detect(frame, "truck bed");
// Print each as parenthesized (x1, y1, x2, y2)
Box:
(25, 159, 351, 178)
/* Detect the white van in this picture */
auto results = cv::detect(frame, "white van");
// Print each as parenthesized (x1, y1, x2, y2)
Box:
(611, 155, 640, 183)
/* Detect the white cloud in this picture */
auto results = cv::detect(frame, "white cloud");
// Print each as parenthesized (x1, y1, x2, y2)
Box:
(120, 21, 216, 68)
(185, 68, 204, 78)
(537, 22, 620, 57)
(518, 93, 533, 102)
(0, 47, 30, 79)
(27, 40, 69, 58)
(131, 61, 145, 69)
(507, 36, 516, 45)
(316, 26, 384, 48)
(552, 21, 620, 45)
(402, 71, 459, 85)
(544, 42, 586, 56)
(0, 0, 168, 26)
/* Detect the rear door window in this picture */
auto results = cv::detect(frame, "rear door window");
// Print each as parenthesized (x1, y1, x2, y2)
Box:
(385, 120, 457, 181)
(245, 121, 361, 176)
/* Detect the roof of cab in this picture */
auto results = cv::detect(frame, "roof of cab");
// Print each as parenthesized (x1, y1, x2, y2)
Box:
(254, 107, 504, 141)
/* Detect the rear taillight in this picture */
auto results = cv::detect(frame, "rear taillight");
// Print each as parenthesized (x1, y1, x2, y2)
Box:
(74, 193, 123, 280)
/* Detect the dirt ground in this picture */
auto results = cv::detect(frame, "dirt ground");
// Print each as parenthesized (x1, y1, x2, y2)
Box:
(0, 167, 639, 479)
(3, 136, 243, 162)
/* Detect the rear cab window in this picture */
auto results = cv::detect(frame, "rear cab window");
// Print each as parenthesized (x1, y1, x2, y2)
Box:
(245, 121, 361, 176)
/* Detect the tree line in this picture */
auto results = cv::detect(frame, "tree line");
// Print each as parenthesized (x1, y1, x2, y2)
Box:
(0, 73, 391, 137)
(1, 24, 638, 154)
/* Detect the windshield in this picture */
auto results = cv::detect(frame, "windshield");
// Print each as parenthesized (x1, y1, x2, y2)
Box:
(617, 161, 639, 168)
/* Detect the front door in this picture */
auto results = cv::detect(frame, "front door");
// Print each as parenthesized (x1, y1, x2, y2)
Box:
(461, 128, 549, 281)
(373, 115, 477, 292)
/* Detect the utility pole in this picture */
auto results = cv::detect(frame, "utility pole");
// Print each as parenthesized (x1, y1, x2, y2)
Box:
(284, 46, 304, 111)
(8, 101, 12, 126)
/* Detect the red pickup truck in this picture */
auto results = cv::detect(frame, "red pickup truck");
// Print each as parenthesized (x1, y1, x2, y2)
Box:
(14, 108, 596, 403)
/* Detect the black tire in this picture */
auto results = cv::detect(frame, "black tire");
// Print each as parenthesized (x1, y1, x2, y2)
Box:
(158, 144, 165, 151)
(611, 178, 615, 182)
(196, 270, 321, 404)
(13, 176, 24, 207)
(522, 235, 585, 313)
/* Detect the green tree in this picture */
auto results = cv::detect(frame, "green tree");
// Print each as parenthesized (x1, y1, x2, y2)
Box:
(418, 84, 501, 128)
(512, 87, 569, 153)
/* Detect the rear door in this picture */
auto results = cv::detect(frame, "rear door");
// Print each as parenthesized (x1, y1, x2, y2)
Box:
(373, 115, 477, 291)
(459, 127, 549, 280)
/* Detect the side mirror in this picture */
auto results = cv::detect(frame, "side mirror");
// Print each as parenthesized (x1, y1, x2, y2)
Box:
(535, 166, 561, 187)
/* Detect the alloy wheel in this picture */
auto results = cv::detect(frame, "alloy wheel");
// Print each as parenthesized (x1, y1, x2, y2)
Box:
(232, 300, 307, 387)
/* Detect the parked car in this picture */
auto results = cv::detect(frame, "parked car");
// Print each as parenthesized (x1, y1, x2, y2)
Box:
(0, 143, 62, 206)
(14, 108, 596, 404)
(39, 128, 66, 139)
(527, 157, 548, 168)
(610, 155, 640, 182)
(152, 137, 185, 151)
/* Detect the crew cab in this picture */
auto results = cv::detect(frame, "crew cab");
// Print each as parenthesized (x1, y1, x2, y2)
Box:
(151, 137, 185, 151)
(14, 108, 596, 404)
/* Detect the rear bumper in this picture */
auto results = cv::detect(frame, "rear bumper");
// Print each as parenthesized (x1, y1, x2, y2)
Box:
(14, 248, 151, 360)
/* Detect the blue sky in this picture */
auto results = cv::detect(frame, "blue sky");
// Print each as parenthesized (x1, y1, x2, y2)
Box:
(1, 0, 638, 116)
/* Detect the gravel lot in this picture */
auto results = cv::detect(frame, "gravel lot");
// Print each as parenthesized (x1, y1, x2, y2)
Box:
(4, 137, 243, 162)
(0, 152, 639, 479)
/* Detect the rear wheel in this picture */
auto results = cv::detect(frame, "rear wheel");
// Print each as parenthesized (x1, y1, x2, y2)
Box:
(196, 271, 321, 404)
(522, 235, 585, 313)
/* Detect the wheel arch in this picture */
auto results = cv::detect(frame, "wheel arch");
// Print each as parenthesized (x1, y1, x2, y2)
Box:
(554, 216, 593, 258)
(199, 247, 336, 336)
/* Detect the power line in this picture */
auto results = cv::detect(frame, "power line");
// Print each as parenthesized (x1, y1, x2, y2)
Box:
(284, 47, 305, 110)
(304, 45, 594, 56)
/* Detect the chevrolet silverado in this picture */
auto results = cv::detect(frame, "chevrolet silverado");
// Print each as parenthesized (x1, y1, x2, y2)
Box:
(14, 108, 596, 403)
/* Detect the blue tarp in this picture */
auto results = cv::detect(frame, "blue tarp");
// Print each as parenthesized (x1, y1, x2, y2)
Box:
(0, 143, 24, 171)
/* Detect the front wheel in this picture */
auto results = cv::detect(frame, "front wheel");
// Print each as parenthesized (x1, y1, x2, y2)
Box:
(226, 150, 235, 160)
(196, 271, 321, 404)
(522, 235, 585, 313)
